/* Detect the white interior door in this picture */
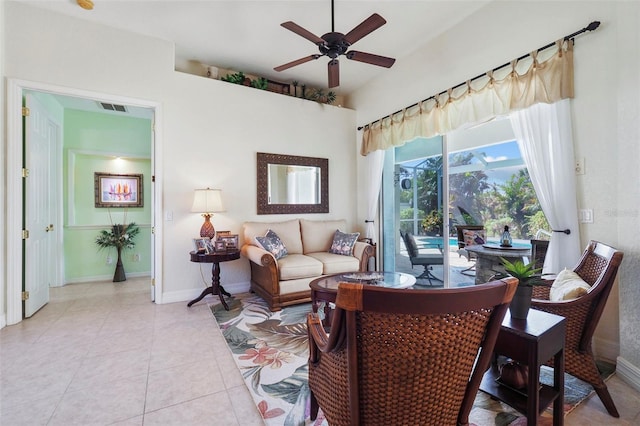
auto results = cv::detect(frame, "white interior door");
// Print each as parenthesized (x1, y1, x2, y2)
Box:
(24, 94, 58, 317)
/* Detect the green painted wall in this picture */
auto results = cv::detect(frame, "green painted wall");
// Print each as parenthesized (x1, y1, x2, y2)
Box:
(63, 109, 152, 282)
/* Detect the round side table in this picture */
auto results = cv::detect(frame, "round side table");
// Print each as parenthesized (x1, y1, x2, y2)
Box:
(188, 250, 240, 310)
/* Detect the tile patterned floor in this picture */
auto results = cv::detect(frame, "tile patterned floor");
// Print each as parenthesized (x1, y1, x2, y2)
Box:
(1, 277, 639, 425)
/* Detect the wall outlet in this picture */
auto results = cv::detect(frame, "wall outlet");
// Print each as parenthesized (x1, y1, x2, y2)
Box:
(133, 253, 141, 262)
(106, 256, 113, 265)
(575, 157, 585, 175)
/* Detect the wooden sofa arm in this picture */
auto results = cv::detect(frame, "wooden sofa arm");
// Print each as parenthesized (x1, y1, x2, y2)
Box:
(242, 244, 276, 266)
(353, 241, 375, 271)
(241, 245, 280, 295)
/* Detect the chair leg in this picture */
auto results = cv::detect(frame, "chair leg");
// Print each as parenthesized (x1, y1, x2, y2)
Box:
(594, 384, 620, 417)
(417, 265, 443, 285)
(460, 264, 476, 276)
(310, 389, 319, 420)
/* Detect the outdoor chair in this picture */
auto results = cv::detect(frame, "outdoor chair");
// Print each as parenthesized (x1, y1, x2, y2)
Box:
(307, 277, 518, 426)
(530, 238, 550, 271)
(531, 240, 624, 417)
(399, 230, 443, 285)
(455, 225, 485, 276)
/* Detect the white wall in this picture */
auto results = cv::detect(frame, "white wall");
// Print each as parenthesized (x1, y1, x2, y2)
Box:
(349, 1, 640, 386)
(1, 3, 358, 317)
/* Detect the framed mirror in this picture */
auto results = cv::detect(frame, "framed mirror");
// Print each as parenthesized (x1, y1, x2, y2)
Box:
(257, 152, 328, 214)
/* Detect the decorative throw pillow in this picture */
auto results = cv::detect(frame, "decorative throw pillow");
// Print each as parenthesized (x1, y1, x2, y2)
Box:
(255, 229, 288, 260)
(549, 268, 591, 301)
(463, 229, 485, 246)
(329, 230, 360, 256)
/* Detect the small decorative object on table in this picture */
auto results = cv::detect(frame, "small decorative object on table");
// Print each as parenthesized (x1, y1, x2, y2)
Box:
(500, 225, 513, 247)
(214, 240, 226, 251)
(95, 220, 140, 282)
(500, 257, 543, 319)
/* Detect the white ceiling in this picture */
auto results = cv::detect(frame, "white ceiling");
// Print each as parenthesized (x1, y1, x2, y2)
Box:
(16, 0, 493, 96)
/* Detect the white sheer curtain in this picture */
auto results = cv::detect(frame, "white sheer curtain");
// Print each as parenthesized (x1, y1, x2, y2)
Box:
(510, 99, 581, 273)
(365, 150, 385, 242)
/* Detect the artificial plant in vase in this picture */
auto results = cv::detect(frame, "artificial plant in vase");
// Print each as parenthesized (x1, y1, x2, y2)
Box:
(500, 258, 543, 319)
(96, 222, 140, 282)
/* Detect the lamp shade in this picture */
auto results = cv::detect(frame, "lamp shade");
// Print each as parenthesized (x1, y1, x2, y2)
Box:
(191, 188, 224, 214)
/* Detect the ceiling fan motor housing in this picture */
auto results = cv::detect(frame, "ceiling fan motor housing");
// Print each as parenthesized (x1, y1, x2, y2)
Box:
(320, 32, 350, 59)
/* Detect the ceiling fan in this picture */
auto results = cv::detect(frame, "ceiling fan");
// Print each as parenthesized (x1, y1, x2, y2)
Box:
(274, 0, 396, 89)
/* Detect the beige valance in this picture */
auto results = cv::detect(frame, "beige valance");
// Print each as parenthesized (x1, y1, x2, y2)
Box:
(361, 40, 574, 156)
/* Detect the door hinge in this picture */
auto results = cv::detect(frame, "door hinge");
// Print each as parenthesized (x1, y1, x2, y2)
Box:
(151, 227, 155, 234)
(22, 291, 30, 301)
(22, 168, 30, 178)
(22, 229, 29, 239)
(152, 175, 155, 182)
(22, 107, 30, 116)
(151, 278, 155, 287)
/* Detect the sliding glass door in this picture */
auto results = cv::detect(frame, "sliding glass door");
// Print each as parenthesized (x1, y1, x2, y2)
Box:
(381, 117, 548, 287)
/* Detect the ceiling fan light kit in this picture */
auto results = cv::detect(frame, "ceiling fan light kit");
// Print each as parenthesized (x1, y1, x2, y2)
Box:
(274, 0, 395, 89)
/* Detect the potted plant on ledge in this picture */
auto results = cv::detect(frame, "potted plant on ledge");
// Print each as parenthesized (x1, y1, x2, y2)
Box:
(500, 258, 543, 319)
(96, 222, 140, 282)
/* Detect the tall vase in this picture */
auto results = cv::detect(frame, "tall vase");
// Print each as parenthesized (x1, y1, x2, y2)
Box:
(113, 246, 126, 282)
(509, 285, 532, 319)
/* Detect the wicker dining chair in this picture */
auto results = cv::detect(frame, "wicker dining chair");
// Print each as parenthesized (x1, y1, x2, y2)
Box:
(531, 240, 624, 417)
(307, 277, 518, 426)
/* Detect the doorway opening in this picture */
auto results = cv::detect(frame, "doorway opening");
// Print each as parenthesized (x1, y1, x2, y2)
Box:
(6, 79, 163, 325)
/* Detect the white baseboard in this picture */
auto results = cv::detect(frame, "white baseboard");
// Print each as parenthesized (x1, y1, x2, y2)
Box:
(593, 336, 620, 363)
(63, 272, 151, 285)
(616, 356, 640, 393)
(0, 314, 6, 329)
(157, 281, 251, 305)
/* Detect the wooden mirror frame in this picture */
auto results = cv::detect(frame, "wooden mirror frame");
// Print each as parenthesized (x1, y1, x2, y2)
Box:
(257, 152, 329, 214)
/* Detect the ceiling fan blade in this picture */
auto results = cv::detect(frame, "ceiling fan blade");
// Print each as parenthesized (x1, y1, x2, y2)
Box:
(346, 50, 396, 68)
(281, 21, 325, 45)
(343, 13, 387, 45)
(328, 59, 340, 88)
(274, 55, 321, 72)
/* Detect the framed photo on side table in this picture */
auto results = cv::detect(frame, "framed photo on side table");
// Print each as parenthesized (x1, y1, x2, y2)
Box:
(219, 234, 239, 250)
(214, 240, 226, 251)
(193, 238, 209, 253)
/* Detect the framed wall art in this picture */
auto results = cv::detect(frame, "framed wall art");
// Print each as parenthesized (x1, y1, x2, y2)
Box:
(94, 172, 143, 208)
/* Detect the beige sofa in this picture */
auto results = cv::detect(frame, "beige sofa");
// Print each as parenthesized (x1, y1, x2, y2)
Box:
(241, 219, 375, 311)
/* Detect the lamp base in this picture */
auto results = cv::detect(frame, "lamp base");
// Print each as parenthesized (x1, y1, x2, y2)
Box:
(200, 214, 216, 239)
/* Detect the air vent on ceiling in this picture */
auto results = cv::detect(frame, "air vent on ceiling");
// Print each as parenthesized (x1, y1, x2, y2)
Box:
(99, 102, 128, 113)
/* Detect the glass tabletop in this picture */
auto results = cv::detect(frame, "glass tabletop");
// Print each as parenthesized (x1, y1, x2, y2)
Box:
(312, 271, 416, 291)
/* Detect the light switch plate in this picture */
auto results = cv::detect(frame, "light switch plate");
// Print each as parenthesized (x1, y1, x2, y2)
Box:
(579, 209, 593, 223)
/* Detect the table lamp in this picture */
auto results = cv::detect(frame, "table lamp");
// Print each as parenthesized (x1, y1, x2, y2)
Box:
(191, 188, 224, 239)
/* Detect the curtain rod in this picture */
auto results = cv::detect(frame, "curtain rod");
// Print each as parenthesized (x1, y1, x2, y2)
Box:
(357, 21, 600, 131)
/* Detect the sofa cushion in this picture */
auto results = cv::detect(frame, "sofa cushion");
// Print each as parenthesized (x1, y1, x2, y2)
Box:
(307, 252, 361, 275)
(255, 229, 288, 260)
(278, 254, 323, 280)
(244, 219, 303, 254)
(329, 230, 360, 256)
(300, 219, 347, 254)
(550, 268, 591, 301)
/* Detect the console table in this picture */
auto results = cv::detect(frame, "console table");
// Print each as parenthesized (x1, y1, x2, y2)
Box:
(480, 308, 566, 425)
(188, 250, 240, 310)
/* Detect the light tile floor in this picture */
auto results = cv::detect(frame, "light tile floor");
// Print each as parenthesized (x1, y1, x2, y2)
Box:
(1, 277, 639, 425)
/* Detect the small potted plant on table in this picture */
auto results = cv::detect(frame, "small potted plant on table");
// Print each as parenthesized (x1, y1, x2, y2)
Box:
(500, 258, 543, 319)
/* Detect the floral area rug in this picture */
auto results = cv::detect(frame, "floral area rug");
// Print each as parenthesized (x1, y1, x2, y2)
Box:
(210, 293, 615, 426)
